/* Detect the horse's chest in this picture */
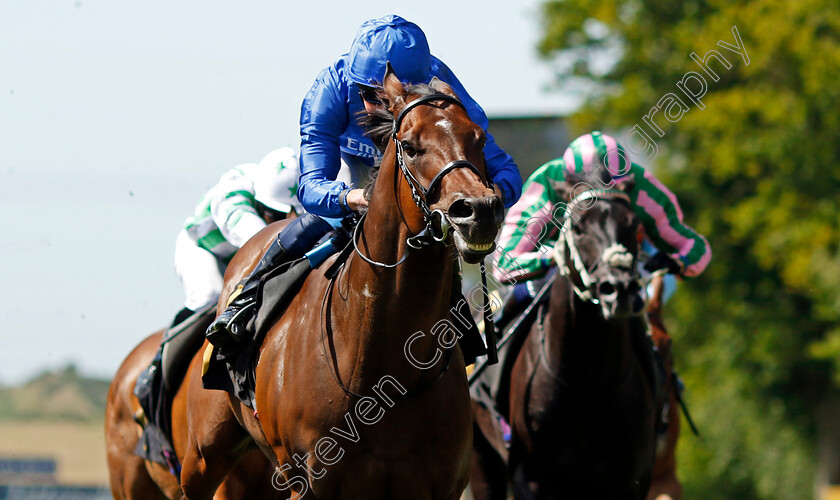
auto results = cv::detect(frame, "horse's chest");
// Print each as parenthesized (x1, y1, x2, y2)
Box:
(523, 378, 654, 483)
(300, 429, 468, 499)
(281, 389, 471, 499)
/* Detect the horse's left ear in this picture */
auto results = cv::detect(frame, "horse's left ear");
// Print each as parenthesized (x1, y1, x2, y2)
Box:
(429, 77, 457, 97)
(548, 178, 575, 203)
(382, 62, 407, 113)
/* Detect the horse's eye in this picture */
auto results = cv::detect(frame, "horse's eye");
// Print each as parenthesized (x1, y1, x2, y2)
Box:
(476, 130, 487, 149)
(572, 223, 582, 236)
(402, 142, 418, 158)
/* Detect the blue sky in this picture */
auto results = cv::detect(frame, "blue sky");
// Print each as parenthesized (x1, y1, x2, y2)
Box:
(0, 0, 576, 384)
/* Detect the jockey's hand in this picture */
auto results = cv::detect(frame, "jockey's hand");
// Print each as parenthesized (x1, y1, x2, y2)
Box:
(646, 274, 665, 316)
(346, 189, 369, 212)
(644, 252, 682, 275)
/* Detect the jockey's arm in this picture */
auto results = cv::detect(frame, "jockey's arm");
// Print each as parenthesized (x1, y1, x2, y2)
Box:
(484, 136, 522, 208)
(492, 160, 567, 285)
(298, 66, 355, 218)
(208, 171, 268, 249)
(632, 166, 712, 278)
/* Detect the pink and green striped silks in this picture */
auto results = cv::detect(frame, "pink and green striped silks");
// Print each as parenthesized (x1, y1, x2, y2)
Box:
(493, 131, 711, 284)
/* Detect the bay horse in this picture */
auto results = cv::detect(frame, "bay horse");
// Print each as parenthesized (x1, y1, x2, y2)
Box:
(646, 274, 682, 500)
(470, 170, 658, 499)
(110, 65, 503, 499)
(105, 328, 285, 499)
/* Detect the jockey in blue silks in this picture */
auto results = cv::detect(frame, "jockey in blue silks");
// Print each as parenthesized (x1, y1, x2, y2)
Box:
(207, 14, 523, 343)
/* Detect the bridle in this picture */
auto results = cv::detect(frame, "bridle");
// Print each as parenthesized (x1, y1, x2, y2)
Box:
(353, 92, 493, 268)
(393, 93, 490, 239)
(552, 188, 635, 302)
(348, 91, 499, 365)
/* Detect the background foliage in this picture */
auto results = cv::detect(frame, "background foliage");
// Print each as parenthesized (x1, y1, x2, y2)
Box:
(0, 365, 108, 422)
(538, 0, 840, 497)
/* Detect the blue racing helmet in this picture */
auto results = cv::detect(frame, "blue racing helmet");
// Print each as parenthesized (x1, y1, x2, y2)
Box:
(347, 15, 431, 86)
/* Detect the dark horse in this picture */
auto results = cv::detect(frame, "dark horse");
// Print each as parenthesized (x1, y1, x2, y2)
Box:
(470, 169, 658, 499)
(107, 65, 503, 499)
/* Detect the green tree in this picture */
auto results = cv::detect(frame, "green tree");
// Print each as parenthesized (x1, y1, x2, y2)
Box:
(538, 0, 840, 498)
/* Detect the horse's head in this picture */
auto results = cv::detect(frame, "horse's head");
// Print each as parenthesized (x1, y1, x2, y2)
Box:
(366, 65, 504, 264)
(552, 166, 644, 320)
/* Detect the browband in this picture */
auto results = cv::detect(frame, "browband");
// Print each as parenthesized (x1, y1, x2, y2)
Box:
(392, 93, 466, 136)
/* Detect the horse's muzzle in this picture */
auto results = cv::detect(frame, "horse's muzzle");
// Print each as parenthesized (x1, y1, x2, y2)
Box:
(596, 278, 645, 320)
(448, 195, 504, 263)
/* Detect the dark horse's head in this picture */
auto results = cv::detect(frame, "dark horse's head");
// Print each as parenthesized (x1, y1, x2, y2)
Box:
(552, 165, 644, 320)
(360, 66, 504, 264)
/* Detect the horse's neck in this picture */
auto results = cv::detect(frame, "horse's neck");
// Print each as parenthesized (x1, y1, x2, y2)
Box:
(544, 277, 634, 388)
(338, 163, 456, 386)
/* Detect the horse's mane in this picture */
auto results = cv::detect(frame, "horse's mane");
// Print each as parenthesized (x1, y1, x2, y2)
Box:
(357, 83, 453, 202)
(356, 83, 442, 151)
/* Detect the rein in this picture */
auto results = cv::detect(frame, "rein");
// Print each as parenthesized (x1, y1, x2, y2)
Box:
(552, 189, 632, 303)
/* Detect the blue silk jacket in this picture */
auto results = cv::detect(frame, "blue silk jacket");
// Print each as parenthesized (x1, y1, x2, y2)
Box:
(298, 55, 523, 217)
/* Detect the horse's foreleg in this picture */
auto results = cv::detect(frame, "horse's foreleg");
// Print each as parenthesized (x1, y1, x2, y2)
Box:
(175, 354, 255, 499)
(647, 388, 682, 500)
(179, 432, 249, 500)
(509, 459, 540, 500)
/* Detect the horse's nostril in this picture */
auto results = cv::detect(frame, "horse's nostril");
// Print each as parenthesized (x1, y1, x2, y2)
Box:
(599, 282, 616, 296)
(449, 199, 474, 220)
(492, 197, 504, 224)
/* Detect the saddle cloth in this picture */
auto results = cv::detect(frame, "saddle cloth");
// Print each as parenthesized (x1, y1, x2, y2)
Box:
(135, 307, 214, 473)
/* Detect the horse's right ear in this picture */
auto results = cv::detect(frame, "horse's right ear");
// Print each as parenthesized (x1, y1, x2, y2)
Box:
(382, 62, 407, 113)
(549, 173, 587, 202)
(429, 76, 457, 97)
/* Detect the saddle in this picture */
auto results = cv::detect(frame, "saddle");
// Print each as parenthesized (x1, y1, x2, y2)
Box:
(200, 229, 356, 410)
(134, 306, 214, 474)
